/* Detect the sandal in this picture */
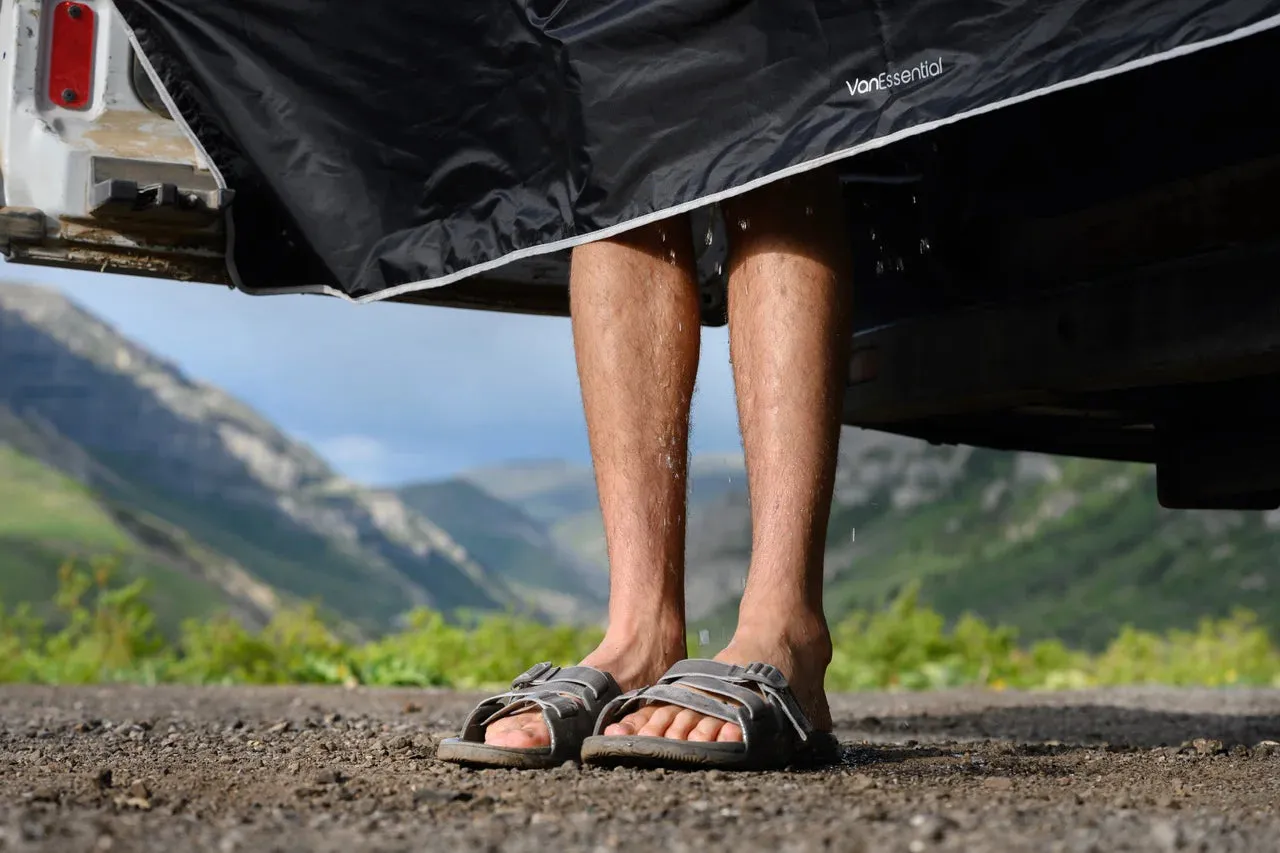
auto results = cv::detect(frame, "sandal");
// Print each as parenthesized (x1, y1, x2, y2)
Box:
(436, 662, 622, 769)
(579, 659, 840, 771)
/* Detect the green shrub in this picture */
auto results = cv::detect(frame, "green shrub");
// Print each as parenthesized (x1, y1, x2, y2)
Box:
(2, 560, 1278, 690)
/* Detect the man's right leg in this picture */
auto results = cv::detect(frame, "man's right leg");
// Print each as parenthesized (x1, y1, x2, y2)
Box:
(485, 218, 701, 748)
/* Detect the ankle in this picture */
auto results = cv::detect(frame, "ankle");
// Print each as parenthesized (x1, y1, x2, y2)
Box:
(730, 606, 832, 665)
(586, 616, 686, 685)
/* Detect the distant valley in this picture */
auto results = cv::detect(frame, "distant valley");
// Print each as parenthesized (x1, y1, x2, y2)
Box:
(2, 281, 1277, 650)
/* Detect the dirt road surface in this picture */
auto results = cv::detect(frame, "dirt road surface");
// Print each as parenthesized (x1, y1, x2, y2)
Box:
(0, 686, 1277, 852)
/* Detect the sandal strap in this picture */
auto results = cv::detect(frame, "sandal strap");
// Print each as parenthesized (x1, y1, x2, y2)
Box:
(593, 659, 814, 747)
(458, 662, 621, 760)
(664, 660, 813, 742)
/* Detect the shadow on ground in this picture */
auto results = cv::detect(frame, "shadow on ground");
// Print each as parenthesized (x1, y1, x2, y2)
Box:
(838, 703, 1280, 749)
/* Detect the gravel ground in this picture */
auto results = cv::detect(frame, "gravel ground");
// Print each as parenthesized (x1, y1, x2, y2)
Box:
(0, 685, 1277, 852)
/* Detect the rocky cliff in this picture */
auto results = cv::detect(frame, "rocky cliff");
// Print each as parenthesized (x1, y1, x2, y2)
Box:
(0, 283, 516, 632)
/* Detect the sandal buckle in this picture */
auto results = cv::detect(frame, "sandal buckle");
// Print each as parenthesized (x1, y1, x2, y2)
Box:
(512, 661, 557, 688)
(744, 662, 787, 687)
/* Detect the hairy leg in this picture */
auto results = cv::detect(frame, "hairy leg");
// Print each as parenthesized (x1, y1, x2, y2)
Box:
(487, 218, 701, 748)
(603, 170, 852, 743)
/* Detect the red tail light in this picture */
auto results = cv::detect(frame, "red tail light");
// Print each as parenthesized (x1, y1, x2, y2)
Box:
(48, 1, 96, 110)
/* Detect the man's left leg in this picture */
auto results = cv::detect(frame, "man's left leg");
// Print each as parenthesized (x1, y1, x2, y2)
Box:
(602, 170, 852, 742)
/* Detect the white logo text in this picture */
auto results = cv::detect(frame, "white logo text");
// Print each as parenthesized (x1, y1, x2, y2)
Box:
(847, 58, 945, 96)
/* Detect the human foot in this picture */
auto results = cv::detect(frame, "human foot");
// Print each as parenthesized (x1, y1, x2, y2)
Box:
(599, 620, 832, 742)
(482, 633, 684, 749)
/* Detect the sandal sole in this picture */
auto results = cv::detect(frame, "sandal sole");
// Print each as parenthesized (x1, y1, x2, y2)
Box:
(436, 737, 563, 770)
(579, 732, 841, 772)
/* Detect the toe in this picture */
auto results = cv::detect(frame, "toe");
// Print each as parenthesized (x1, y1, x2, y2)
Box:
(603, 706, 654, 737)
(602, 720, 637, 736)
(484, 711, 549, 748)
(486, 726, 542, 749)
(716, 722, 744, 743)
(686, 715, 724, 743)
(663, 709, 703, 741)
(637, 705, 681, 737)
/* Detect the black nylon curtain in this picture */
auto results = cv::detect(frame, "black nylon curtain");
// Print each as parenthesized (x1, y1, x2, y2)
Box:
(116, 0, 1280, 299)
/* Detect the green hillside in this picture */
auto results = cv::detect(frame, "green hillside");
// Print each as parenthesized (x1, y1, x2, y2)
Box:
(462, 456, 749, 590)
(398, 478, 606, 619)
(700, 448, 1280, 651)
(0, 445, 277, 634)
(0, 282, 518, 637)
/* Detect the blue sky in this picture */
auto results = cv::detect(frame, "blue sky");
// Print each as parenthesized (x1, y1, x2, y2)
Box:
(0, 261, 744, 485)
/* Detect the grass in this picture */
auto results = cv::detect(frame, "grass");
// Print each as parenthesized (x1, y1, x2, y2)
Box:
(4, 559, 1278, 691)
(818, 452, 1280, 651)
(0, 447, 243, 634)
(0, 447, 128, 550)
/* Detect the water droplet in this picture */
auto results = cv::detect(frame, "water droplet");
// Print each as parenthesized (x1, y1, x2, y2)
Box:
(668, 249, 677, 264)
(851, 528, 856, 543)
(738, 218, 750, 231)
(698, 629, 710, 646)
(894, 256, 905, 272)
(875, 260, 886, 276)
(804, 206, 814, 216)
(704, 225, 714, 247)
(715, 262, 723, 276)
(869, 228, 877, 241)
(659, 229, 667, 243)
(919, 237, 932, 254)
(911, 194, 918, 205)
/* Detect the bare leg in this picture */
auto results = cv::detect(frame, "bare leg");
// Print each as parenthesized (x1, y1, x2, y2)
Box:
(603, 170, 852, 742)
(486, 218, 700, 748)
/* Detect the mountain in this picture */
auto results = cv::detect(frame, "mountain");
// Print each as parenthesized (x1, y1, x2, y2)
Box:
(397, 477, 606, 621)
(456, 427, 1280, 649)
(461, 460, 600, 527)
(0, 407, 282, 633)
(693, 430, 1280, 650)
(0, 282, 517, 634)
(460, 454, 749, 598)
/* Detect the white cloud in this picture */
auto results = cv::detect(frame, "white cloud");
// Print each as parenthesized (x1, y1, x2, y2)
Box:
(313, 434, 388, 468)
(305, 434, 439, 485)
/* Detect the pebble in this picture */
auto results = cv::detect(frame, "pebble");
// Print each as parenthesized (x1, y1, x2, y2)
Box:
(313, 769, 344, 786)
(910, 814, 955, 841)
(848, 773, 877, 792)
(1254, 740, 1280, 757)
(1191, 738, 1224, 756)
(412, 788, 472, 805)
(982, 776, 1014, 791)
(1150, 819, 1184, 851)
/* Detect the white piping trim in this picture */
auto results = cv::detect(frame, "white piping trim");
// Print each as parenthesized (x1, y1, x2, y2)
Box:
(125, 10, 1280, 305)
(117, 9, 256, 292)
(117, 12, 228, 190)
